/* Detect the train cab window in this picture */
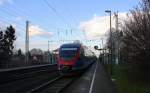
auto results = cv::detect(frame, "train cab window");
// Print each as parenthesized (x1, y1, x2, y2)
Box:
(60, 47, 78, 58)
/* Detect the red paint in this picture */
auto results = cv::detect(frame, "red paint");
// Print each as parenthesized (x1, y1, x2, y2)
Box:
(58, 48, 80, 67)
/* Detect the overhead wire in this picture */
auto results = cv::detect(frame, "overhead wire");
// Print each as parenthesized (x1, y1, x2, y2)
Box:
(0, 4, 54, 34)
(61, 1, 78, 26)
(0, 5, 54, 39)
(59, 1, 83, 41)
(0, 16, 25, 34)
(0, 7, 25, 29)
(43, 0, 87, 44)
(0, 19, 25, 36)
(43, 0, 71, 28)
(10, 1, 60, 37)
(0, 0, 85, 45)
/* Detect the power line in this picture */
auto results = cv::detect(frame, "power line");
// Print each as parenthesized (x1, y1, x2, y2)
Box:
(0, 19, 25, 32)
(1, 6, 25, 19)
(8, 5, 50, 26)
(0, 15, 25, 26)
(61, 2, 78, 26)
(43, 0, 71, 28)
(43, 0, 83, 42)
(0, 4, 55, 33)
(0, 16, 25, 32)
(0, 8, 19, 19)
(0, 8, 26, 32)
(2, 4, 45, 23)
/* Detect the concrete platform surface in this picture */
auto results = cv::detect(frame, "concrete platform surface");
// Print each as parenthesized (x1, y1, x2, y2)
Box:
(62, 60, 117, 93)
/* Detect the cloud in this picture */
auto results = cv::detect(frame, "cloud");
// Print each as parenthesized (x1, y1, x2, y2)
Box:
(0, 0, 13, 5)
(15, 40, 60, 52)
(29, 25, 53, 37)
(79, 12, 127, 39)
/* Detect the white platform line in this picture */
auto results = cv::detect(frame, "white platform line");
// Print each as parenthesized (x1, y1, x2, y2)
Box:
(89, 61, 98, 93)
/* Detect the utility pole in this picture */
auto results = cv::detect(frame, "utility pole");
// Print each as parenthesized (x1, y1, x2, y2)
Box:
(101, 38, 105, 64)
(110, 11, 112, 65)
(48, 41, 50, 52)
(114, 12, 119, 64)
(48, 41, 54, 64)
(105, 10, 112, 75)
(105, 10, 112, 63)
(115, 12, 118, 32)
(48, 41, 50, 63)
(25, 21, 29, 64)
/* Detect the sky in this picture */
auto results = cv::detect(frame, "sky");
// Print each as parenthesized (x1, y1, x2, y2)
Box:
(0, 0, 140, 52)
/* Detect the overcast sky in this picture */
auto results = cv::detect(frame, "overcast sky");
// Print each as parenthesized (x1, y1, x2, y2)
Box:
(0, 0, 140, 51)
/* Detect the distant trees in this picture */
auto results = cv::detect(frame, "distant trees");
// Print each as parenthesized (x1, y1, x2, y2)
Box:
(120, 0, 150, 81)
(30, 48, 43, 55)
(0, 26, 16, 66)
(17, 49, 23, 57)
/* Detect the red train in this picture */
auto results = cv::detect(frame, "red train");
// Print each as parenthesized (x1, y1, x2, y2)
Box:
(57, 43, 85, 72)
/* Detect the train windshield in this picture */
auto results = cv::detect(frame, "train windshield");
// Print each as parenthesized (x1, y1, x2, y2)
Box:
(60, 47, 78, 59)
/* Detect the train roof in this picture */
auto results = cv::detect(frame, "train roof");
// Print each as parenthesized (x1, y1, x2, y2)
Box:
(60, 43, 81, 48)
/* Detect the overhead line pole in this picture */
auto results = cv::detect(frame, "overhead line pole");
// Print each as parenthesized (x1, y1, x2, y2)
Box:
(114, 12, 119, 64)
(48, 41, 50, 63)
(25, 21, 29, 64)
(105, 10, 112, 75)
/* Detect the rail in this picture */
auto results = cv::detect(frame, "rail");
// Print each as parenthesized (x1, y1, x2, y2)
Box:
(27, 75, 76, 93)
(27, 60, 95, 93)
(0, 63, 57, 84)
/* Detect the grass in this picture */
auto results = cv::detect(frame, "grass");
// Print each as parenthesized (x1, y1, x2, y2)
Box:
(106, 64, 150, 93)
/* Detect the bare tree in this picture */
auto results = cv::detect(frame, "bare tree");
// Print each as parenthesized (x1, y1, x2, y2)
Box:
(121, 0, 150, 81)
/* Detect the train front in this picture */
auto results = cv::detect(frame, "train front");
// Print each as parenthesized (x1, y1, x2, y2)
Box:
(58, 44, 81, 72)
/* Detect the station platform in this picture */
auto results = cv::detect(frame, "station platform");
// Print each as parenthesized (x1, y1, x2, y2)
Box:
(62, 60, 117, 93)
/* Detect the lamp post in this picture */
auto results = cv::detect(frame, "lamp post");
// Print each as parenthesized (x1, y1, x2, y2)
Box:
(105, 10, 112, 75)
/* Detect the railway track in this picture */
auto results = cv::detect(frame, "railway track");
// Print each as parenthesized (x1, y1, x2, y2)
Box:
(27, 61, 95, 93)
(27, 75, 76, 93)
(0, 71, 60, 93)
(0, 64, 57, 84)
(0, 60, 95, 93)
